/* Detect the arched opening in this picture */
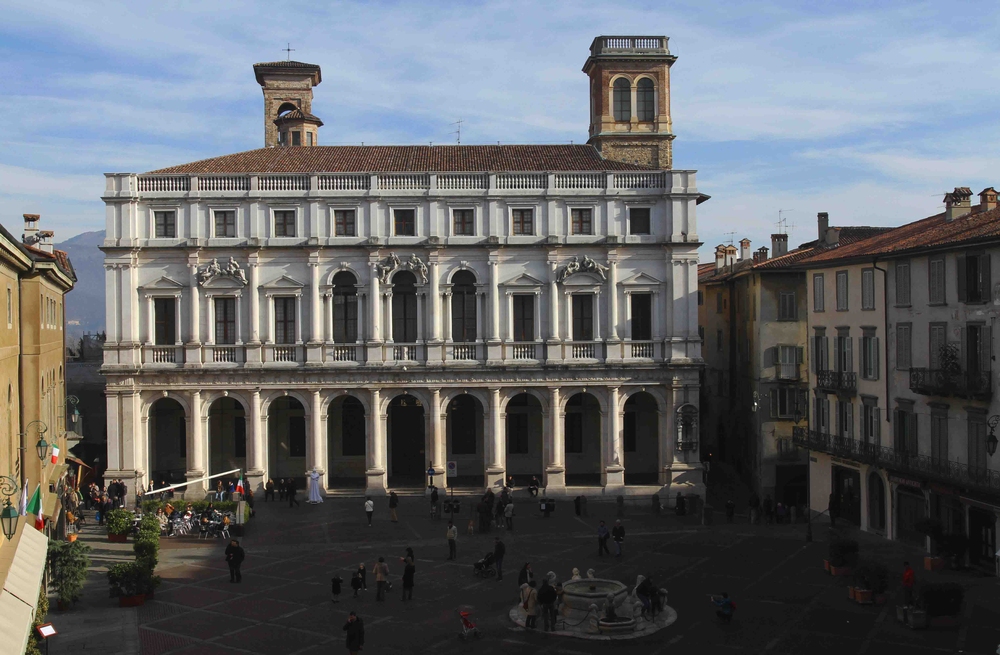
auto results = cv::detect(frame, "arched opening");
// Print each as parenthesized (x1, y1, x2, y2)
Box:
(332, 271, 359, 343)
(208, 397, 246, 478)
(675, 403, 699, 453)
(446, 394, 484, 487)
(276, 102, 299, 116)
(328, 395, 366, 488)
(868, 472, 886, 532)
(565, 393, 602, 485)
(387, 394, 425, 485)
(268, 396, 306, 487)
(149, 398, 186, 485)
(613, 78, 631, 122)
(506, 393, 543, 484)
(623, 392, 658, 485)
(391, 271, 418, 343)
(451, 271, 477, 343)
(636, 78, 655, 121)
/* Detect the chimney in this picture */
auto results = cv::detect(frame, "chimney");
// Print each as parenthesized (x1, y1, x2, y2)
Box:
(817, 212, 829, 242)
(37, 230, 55, 254)
(945, 187, 973, 221)
(724, 245, 738, 267)
(739, 238, 751, 261)
(715, 245, 727, 271)
(979, 187, 997, 213)
(22, 214, 40, 246)
(756, 246, 769, 263)
(771, 233, 788, 257)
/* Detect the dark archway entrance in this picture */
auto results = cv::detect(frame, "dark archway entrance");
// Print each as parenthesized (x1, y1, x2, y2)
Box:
(832, 465, 861, 526)
(268, 396, 306, 486)
(868, 472, 886, 532)
(328, 395, 366, 488)
(565, 393, 601, 485)
(208, 397, 246, 480)
(149, 398, 186, 485)
(446, 394, 484, 487)
(387, 394, 425, 485)
(506, 393, 543, 484)
(623, 392, 658, 485)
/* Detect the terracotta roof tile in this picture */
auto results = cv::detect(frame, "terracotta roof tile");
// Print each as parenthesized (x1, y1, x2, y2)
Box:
(146, 145, 654, 175)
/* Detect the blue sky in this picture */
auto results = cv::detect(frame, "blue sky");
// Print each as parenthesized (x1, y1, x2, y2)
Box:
(3, 0, 1000, 257)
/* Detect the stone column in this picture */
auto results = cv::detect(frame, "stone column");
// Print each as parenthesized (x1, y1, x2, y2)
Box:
(185, 390, 206, 499)
(309, 261, 321, 342)
(546, 387, 565, 489)
(367, 388, 387, 494)
(608, 259, 619, 341)
(188, 264, 200, 343)
(105, 265, 119, 343)
(605, 386, 625, 488)
(249, 261, 260, 342)
(430, 388, 446, 488)
(487, 387, 504, 488)
(429, 260, 441, 342)
(443, 292, 453, 342)
(247, 389, 264, 492)
(488, 259, 500, 341)
(548, 261, 560, 342)
(310, 390, 325, 485)
(369, 263, 381, 341)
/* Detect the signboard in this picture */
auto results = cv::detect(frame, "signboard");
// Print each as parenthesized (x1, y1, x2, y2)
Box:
(447, 461, 457, 478)
(889, 475, 922, 489)
(831, 457, 860, 469)
(37, 624, 57, 638)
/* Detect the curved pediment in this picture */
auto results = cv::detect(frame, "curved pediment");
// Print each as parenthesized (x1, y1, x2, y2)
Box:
(202, 275, 246, 289)
(561, 271, 605, 286)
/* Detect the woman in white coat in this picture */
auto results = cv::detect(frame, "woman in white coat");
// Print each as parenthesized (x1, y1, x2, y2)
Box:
(307, 469, 324, 504)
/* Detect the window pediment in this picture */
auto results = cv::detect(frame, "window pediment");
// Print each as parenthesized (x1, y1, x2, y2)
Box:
(139, 276, 185, 291)
(501, 273, 545, 289)
(620, 272, 662, 287)
(261, 275, 305, 290)
(561, 272, 605, 286)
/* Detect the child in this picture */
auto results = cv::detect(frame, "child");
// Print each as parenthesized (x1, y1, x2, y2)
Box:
(351, 572, 362, 598)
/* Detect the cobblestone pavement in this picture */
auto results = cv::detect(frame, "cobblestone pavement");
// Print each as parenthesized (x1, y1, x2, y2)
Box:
(57, 493, 1000, 655)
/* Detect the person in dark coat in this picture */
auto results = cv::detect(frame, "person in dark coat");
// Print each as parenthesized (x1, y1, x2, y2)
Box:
(611, 520, 625, 557)
(350, 571, 363, 597)
(763, 494, 775, 525)
(278, 478, 287, 501)
(517, 562, 533, 587)
(343, 612, 364, 654)
(225, 539, 245, 583)
(494, 537, 506, 581)
(265, 479, 275, 501)
(287, 478, 300, 508)
(356, 563, 367, 590)
(389, 491, 399, 522)
(401, 556, 415, 600)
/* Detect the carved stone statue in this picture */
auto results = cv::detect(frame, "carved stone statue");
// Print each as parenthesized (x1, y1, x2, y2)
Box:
(225, 257, 247, 285)
(557, 257, 581, 283)
(198, 257, 246, 287)
(375, 252, 401, 284)
(581, 255, 609, 280)
(407, 253, 428, 284)
(571, 568, 581, 580)
(586, 568, 596, 579)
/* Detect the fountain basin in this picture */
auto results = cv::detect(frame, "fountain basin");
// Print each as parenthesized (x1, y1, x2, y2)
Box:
(560, 579, 629, 622)
(598, 617, 636, 634)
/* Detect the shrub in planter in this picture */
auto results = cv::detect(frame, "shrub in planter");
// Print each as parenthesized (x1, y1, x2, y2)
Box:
(106, 509, 133, 539)
(853, 560, 888, 596)
(918, 583, 964, 617)
(133, 535, 159, 570)
(938, 533, 969, 569)
(138, 514, 161, 537)
(108, 561, 143, 598)
(828, 538, 859, 568)
(47, 539, 91, 607)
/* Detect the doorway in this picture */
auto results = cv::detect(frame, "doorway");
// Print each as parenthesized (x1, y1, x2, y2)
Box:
(387, 394, 426, 485)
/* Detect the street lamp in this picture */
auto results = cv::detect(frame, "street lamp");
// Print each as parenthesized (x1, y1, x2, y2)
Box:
(987, 415, 1000, 457)
(66, 395, 82, 433)
(0, 501, 17, 541)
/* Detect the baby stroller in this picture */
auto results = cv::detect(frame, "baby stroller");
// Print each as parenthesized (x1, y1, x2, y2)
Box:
(473, 552, 496, 578)
(458, 610, 483, 640)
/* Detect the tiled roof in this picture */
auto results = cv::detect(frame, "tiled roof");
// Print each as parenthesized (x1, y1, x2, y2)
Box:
(252, 61, 322, 85)
(146, 145, 654, 175)
(22, 243, 76, 280)
(798, 205, 1000, 265)
(274, 108, 323, 126)
(254, 60, 320, 69)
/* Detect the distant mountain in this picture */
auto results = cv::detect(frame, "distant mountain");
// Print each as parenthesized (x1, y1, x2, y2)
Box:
(57, 230, 105, 341)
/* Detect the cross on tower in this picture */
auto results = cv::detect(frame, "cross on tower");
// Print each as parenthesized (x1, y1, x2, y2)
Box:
(283, 43, 295, 61)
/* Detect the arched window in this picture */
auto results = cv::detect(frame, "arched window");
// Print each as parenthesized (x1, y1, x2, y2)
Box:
(451, 271, 477, 342)
(613, 78, 631, 122)
(391, 271, 418, 342)
(332, 271, 358, 343)
(868, 472, 886, 531)
(675, 403, 699, 451)
(636, 78, 655, 121)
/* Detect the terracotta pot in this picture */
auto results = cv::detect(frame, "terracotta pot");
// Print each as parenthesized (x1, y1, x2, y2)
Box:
(67, 533, 78, 543)
(924, 556, 945, 571)
(928, 615, 960, 629)
(854, 589, 873, 605)
(108, 534, 128, 543)
(118, 595, 145, 608)
(823, 559, 830, 572)
(847, 586, 856, 600)
(831, 566, 853, 577)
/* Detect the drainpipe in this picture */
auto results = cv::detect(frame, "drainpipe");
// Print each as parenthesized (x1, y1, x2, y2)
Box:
(872, 258, 890, 430)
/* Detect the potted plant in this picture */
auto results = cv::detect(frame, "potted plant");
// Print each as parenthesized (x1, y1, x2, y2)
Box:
(918, 583, 964, 629)
(106, 509, 133, 543)
(108, 561, 145, 607)
(828, 538, 858, 576)
(851, 560, 886, 605)
(938, 533, 969, 570)
(47, 539, 91, 610)
(915, 518, 945, 570)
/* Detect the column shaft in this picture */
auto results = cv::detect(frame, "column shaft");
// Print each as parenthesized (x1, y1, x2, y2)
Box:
(250, 389, 263, 472)
(310, 263, 321, 342)
(369, 266, 381, 341)
(430, 388, 444, 480)
(548, 262, 559, 341)
(249, 263, 260, 342)
(310, 390, 324, 473)
(489, 260, 500, 341)
(608, 261, 619, 340)
(190, 391, 204, 473)
(429, 262, 440, 341)
(189, 265, 200, 343)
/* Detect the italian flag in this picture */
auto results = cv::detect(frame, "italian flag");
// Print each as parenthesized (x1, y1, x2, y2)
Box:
(50, 445, 60, 464)
(235, 475, 244, 495)
(25, 484, 43, 531)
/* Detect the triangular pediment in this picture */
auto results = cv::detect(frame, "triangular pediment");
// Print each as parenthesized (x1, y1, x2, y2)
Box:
(261, 274, 305, 289)
(139, 276, 185, 290)
(621, 272, 662, 286)
(501, 273, 545, 287)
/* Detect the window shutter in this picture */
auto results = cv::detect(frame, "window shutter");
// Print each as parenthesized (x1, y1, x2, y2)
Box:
(908, 413, 918, 453)
(874, 407, 881, 443)
(960, 328, 967, 373)
(873, 337, 880, 379)
(981, 325, 992, 374)
(979, 253, 991, 302)
(769, 389, 778, 418)
(765, 346, 776, 366)
(796, 346, 804, 364)
(833, 337, 840, 372)
(846, 402, 854, 438)
(957, 254, 967, 302)
(812, 337, 819, 373)
(845, 337, 853, 372)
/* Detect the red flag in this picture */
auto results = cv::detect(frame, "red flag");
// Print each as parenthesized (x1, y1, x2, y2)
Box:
(235, 476, 244, 495)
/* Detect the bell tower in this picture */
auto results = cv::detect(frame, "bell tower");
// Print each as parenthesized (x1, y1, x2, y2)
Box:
(583, 36, 676, 169)
(253, 60, 322, 147)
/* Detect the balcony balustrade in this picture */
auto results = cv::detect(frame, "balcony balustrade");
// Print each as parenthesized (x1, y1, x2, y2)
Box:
(392, 344, 419, 362)
(264, 344, 301, 364)
(327, 344, 362, 364)
(792, 427, 1000, 497)
(208, 345, 241, 364)
(629, 341, 655, 359)
(775, 437, 801, 461)
(909, 368, 992, 401)
(451, 343, 478, 361)
(143, 345, 182, 366)
(816, 370, 857, 394)
(508, 342, 538, 361)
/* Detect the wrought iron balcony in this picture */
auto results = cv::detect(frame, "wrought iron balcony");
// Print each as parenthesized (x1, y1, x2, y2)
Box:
(792, 427, 1000, 497)
(816, 370, 857, 394)
(775, 437, 802, 461)
(909, 368, 992, 401)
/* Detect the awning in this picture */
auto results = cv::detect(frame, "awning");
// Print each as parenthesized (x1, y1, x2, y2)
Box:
(48, 463, 68, 486)
(66, 456, 91, 469)
(0, 521, 47, 655)
(42, 491, 60, 522)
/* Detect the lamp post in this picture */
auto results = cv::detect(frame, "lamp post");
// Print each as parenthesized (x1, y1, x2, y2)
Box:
(986, 415, 1000, 457)
(66, 395, 82, 434)
(793, 410, 812, 543)
(1, 420, 50, 540)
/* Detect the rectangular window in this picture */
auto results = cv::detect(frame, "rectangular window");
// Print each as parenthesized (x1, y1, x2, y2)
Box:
(837, 400, 854, 438)
(154, 211, 176, 238)
(964, 323, 991, 376)
(814, 395, 830, 433)
(813, 274, 825, 312)
(214, 297, 237, 345)
(969, 413, 988, 471)
(512, 295, 534, 341)
(769, 387, 805, 419)
(453, 209, 474, 236)
(571, 208, 592, 235)
(512, 208, 534, 235)
(930, 409, 948, 463)
(862, 400, 881, 444)
(929, 322, 947, 370)
(333, 292, 358, 343)
(291, 131, 301, 146)
(778, 291, 797, 320)
(813, 331, 829, 373)
(928, 258, 945, 304)
(834, 333, 853, 373)
(860, 333, 880, 380)
(896, 323, 912, 370)
(451, 291, 477, 343)
(307, 132, 313, 146)
(392, 291, 418, 342)
(958, 252, 990, 303)
(213, 210, 235, 238)
(274, 297, 297, 344)
(566, 412, 583, 453)
(893, 406, 917, 455)
(628, 208, 651, 235)
(506, 412, 529, 454)
(895, 261, 911, 306)
(153, 298, 176, 345)
(289, 415, 306, 457)
(716, 291, 723, 314)
(861, 269, 875, 310)
(274, 210, 296, 237)
(716, 329, 723, 353)
(572, 294, 594, 341)
(630, 293, 651, 340)
(334, 210, 356, 237)
(836, 271, 849, 310)
(6, 288, 11, 327)
(394, 209, 415, 236)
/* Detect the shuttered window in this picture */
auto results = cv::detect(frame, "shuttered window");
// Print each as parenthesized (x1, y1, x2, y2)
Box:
(896, 323, 911, 370)
(928, 323, 947, 370)
(778, 291, 796, 320)
(957, 252, 990, 303)
(813, 273, 825, 311)
(928, 258, 945, 304)
(895, 261, 911, 306)
(930, 409, 948, 463)
(861, 269, 875, 310)
(836, 271, 849, 310)
(861, 334, 879, 380)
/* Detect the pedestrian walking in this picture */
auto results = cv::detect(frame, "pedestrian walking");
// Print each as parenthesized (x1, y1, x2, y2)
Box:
(350, 571, 362, 597)
(374, 557, 389, 602)
(748, 492, 760, 525)
(494, 537, 506, 581)
(343, 611, 364, 655)
(597, 520, 611, 556)
(446, 520, 458, 560)
(365, 497, 374, 526)
(504, 500, 515, 531)
(389, 491, 399, 522)
(517, 562, 534, 587)
(278, 478, 287, 501)
(265, 479, 275, 501)
(357, 563, 368, 591)
(538, 579, 557, 631)
(675, 492, 686, 516)
(401, 556, 415, 600)
(902, 561, 915, 606)
(763, 494, 774, 525)
(521, 580, 539, 629)
(216, 480, 225, 501)
(225, 539, 245, 583)
(429, 485, 440, 519)
(776, 502, 786, 524)
(725, 499, 735, 523)
(287, 478, 300, 507)
(330, 574, 342, 603)
(612, 519, 625, 557)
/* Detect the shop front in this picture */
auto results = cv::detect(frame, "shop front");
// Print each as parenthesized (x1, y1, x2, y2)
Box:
(894, 477, 927, 548)
(831, 462, 861, 526)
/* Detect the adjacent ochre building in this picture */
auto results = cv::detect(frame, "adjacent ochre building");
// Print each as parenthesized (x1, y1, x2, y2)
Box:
(101, 37, 709, 500)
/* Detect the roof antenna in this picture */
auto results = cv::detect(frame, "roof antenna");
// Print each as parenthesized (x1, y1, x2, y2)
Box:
(282, 43, 295, 61)
(723, 231, 736, 245)
(777, 209, 795, 236)
(451, 119, 463, 145)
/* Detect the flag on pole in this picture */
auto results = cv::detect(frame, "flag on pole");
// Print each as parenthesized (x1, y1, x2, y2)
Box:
(51, 445, 60, 464)
(18, 480, 28, 515)
(25, 484, 43, 530)
(235, 474, 244, 496)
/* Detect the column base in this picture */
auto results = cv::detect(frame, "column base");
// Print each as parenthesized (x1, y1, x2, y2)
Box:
(486, 342, 503, 366)
(366, 343, 385, 365)
(183, 470, 210, 500)
(668, 460, 706, 499)
(183, 344, 203, 368)
(603, 465, 625, 489)
(425, 343, 443, 363)
(244, 343, 263, 367)
(246, 470, 266, 494)
(305, 342, 324, 364)
(365, 469, 387, 496)
(544, 466, 565, 491)
(486, 466, 505, 490)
